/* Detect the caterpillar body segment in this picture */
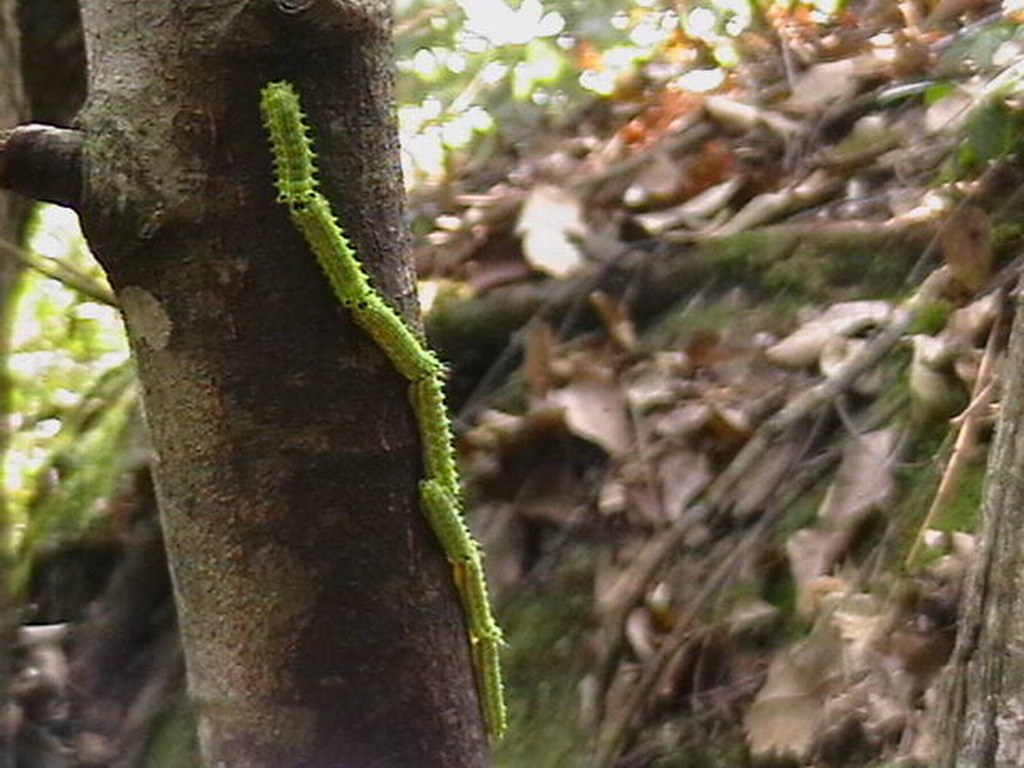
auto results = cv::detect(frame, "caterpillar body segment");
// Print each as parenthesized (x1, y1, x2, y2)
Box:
(260, 81, 318, 205)
(473, 637, 508, 739)
(419, 479, 478, 564)
(410, 376, 460, 492)
(460, 559, 504, 645)
(350, 297, 446, 381)
(288, 194, 373, 304)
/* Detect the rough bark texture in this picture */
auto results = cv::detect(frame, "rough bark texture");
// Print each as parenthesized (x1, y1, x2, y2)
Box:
(936, 286, 1024, 767)
(73, 1, 487, 765)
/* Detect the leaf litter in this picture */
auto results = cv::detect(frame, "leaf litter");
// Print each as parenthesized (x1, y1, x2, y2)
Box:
(409, 5, 1024, 766)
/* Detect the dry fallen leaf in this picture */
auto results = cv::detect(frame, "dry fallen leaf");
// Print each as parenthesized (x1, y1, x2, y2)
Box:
(649, 402, 713, 440)
(788, 531, 847, 611)
(819, 337, 885, 395)
(744, 614, 843, 760)
(831, 592, 888, 667)
(656, 448, 713, 521)
(634, 177, 744, 234)
(523, 320, 558, 400)
(728, 434, 807, 519)
(767, 300, 892, 368)
(909, 334, 963, 419)
(714, 170, 838, 236)
(548, 368, 632, 456)
(746, 588, 909, 761)
(624, 353, 694, 412)
(818, 429, 896, 531)
(946, 293, 998, 348)
(516, 184, 586, 278)
(625, 607, 658, 660)
(788, 429, 896, 608)
(783, 58, 862, 114)
(727, 599, 781, 638)
(829, 114, 902, 161)
(926, 0, 999, 27)
(589, 291, 638, 351)
(939, 204, 993, 294)
(623, 149, 689, 208)
(704, 95, 802, 138)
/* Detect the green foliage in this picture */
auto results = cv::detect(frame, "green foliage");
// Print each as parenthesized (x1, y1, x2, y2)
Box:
(928, 21, 1024, 179)
(648, 733, 751, 767)
(495, 555, 591, 767)
(394, 0, 691, 180)
(701, 230, 915, 302)
(392, 0, 866, 184)
(7, 205, 135, 592)
(957, 97, 1024, 174)
(141, 691, 199, 768)
(763, 242, 911, 298)
(936, 19, 1024, 76)
(993, 220, 1024, 247)
(907, 299, 954, 337)
(931, 460, 984, 534)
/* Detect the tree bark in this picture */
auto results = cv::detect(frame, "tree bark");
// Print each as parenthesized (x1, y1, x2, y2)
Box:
(62, 1, 487, 765)
(936, 286, 1024, 767)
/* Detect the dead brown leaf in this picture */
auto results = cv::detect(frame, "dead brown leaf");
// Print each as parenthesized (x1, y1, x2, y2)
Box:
(548, 367, 632, 456)
(818, 429, 896, 531)
(523, 320, 558, 400)
(783, 58, 862, 114)
(939, 204, 993, 294)
(623, 353, 694, 413)
(516, 184, 586, 278)
(656, 448, 713, 521)
(767, 300, 892, 369)
(744, 615, 843, 761)
(624, 150, 689, 208)
(589, 291, 638, 351)
(787, 429, 896, 608)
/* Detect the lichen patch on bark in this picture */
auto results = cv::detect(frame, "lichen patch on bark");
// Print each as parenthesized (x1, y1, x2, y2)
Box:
(120, 285, 172, 350)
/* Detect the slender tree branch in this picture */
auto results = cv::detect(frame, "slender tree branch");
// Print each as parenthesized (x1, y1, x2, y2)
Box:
(0, 125, 82, 208)
(0, 237, 115, 306)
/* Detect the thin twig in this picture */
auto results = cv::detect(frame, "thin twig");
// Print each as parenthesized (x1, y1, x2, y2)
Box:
(591, 452, 835, 767)
(0, 236, 116, 306)
(905, 290, 1007, 568)
(707, 306, 913, 512)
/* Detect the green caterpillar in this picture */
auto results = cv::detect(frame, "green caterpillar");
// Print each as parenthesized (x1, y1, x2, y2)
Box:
(261, 80, 318, 204)
(259, 80, 507, 740)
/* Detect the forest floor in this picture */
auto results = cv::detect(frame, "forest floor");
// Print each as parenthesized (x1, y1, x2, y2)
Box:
(10, 4, 1024, 768)
(409, 6, 1024, 766)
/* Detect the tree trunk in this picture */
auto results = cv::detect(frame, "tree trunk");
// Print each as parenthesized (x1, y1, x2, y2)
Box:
(57, 2, 487, 765)
(936, 288, 1024, 767)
